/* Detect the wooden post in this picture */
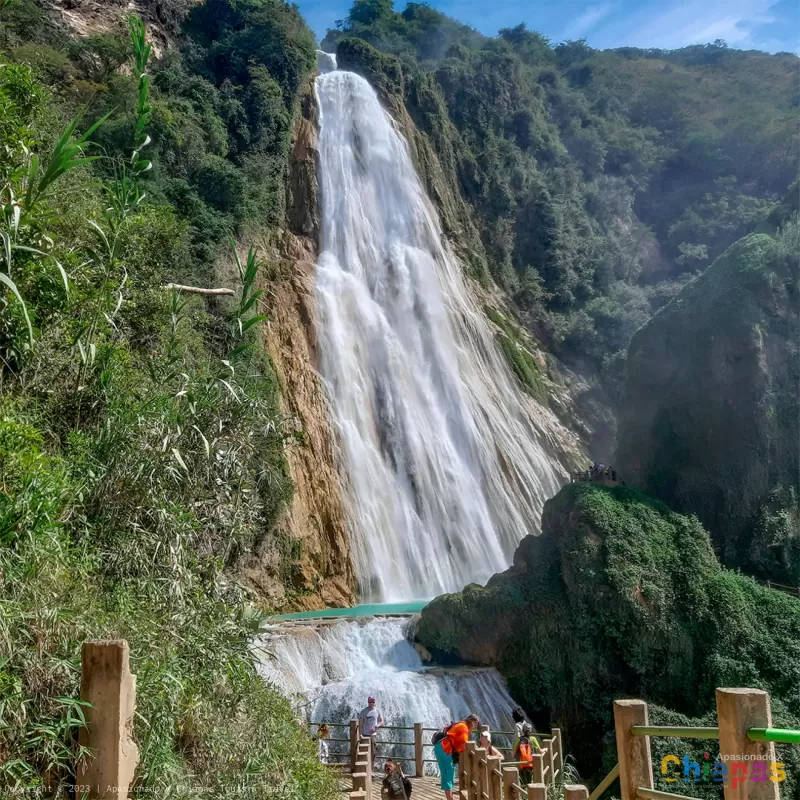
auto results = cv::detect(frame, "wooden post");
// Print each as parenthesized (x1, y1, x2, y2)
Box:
(349, 792, 367, 800)
(352, 771, 368, 792)
(716, 689, 780, 800)
(487, 755, 502, 800)
(552, 728, 564, 779)
(474, 746, 487, 800)
(77, 640, 139, 800)
(464, 741, 476, 800)
(613, 699, 653, 800)
(503, 766, 520, 799)
(531, 752, 544, 784)
(459, 745, 470, 800)
(541, 737, 555, 783)
(564, 786, 589, 800)
(414, 722, 424, 778)
(527, 784, 547, 800)
(350, 720, 358, 772)
(357, 737, 372, 795)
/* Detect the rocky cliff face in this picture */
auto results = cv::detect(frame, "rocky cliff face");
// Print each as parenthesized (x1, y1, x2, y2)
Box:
(237, 87, 356, 609)
(617, 232, 799, 583)
(415, 482, 800, 778)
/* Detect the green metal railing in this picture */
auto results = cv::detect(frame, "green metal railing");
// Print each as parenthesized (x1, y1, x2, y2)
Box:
(747, 727, 800, 744)
(631, 726, 719, 739)
(630, 724, 800, 744)
(637, 789, 696, 800)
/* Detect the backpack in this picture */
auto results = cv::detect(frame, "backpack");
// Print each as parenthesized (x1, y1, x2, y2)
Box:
(517, 736, 533, 768)
(431, 722, 454, 746)
(383, 771, 407, 799)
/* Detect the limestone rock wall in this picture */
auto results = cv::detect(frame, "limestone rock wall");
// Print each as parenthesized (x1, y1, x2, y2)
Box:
(237, 86, 356, 610)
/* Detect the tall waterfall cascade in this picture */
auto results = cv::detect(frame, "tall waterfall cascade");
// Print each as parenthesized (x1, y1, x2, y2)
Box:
(258, 53, 578, 749)
(314, 64, 576, 603)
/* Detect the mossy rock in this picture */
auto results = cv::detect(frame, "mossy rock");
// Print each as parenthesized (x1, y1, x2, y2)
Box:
(417, 483, 800, 785)
(335, 37, 408, 107)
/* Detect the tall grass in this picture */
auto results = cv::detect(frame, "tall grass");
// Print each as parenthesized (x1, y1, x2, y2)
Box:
(0, 16, 333, 800)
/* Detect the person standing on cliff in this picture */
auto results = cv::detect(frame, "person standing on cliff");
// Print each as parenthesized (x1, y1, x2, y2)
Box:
(433, 713, 480, 800)
(359, 696, 384, 755)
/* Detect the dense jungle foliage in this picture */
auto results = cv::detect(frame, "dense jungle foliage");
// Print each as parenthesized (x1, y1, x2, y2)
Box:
(0, 1, 335, 797)
(323, 0, 799, 401)
(417, 483, 800, 797)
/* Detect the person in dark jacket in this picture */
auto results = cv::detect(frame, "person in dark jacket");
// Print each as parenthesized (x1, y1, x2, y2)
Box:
(382, 760, 411, 799)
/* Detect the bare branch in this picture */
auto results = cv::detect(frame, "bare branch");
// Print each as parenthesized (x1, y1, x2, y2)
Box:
(164, 284, 235, 296)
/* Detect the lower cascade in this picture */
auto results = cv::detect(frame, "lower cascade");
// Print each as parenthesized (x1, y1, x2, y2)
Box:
(257, 617, 516, 766)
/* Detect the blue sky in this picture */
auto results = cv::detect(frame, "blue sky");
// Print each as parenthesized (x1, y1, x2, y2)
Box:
(299, 0, 800, 54)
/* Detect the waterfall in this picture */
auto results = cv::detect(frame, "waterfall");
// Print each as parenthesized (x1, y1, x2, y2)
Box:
(314, 69, 575, 602)
(256, 59, 579, 753)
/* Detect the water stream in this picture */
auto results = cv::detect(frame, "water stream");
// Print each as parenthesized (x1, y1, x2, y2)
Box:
(314, 61, 572, 603)
(257, 618, 516, 769)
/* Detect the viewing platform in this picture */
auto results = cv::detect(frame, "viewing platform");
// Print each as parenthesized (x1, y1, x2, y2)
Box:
(571, 464, 620, 486)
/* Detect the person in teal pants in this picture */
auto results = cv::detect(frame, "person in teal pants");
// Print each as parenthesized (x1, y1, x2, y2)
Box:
(433, 714, 480, 800)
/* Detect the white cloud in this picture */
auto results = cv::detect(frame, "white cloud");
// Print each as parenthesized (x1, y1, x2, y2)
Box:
(563, 3, 615, 40)
(612, 0, 782, 50)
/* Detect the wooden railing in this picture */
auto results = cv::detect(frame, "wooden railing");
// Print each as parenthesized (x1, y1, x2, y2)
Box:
(323, 719, 563, 799)
(570, 688, 798, 800)
(328, 687, 799, 799)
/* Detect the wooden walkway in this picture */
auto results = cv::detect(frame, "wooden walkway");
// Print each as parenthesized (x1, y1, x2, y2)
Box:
(338, 773, 443, 799)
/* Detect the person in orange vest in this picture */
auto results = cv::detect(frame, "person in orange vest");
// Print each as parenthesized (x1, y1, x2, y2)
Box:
(433, 713, 480, 800)
(514, 723, 541, 784)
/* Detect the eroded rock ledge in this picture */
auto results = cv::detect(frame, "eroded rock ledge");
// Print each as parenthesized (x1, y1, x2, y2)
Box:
(237, 85, 356, 610)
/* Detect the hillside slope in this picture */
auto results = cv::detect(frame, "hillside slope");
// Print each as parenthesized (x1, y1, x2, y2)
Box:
(0, 1, 342, 794)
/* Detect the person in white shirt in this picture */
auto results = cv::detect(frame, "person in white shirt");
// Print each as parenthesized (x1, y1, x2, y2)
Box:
(316, 723, 330, 764)
(358, 696, 384, 737)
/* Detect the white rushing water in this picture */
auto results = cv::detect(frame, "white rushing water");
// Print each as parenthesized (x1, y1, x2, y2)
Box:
(314, 67, 573, 602)
(257, 618, 516, 765)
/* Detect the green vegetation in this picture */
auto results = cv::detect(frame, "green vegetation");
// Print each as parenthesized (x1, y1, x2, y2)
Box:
(484, 306, 547, 404)
(417, 483, 800, 793)
(618, 227, 799, 584)
(323, 3, 798, 401)
(0, 4, 334, 797)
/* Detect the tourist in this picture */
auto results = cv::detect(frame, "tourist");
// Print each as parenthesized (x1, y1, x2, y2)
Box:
(512, 708, 527, 747)
(316, 723, 330, 764)
(358, 695, 384, 754)
(359, 696, 384, 736)
(433, 713, 480, 800)
(382, 760, 412, 799)
(514, 722, 541, 783)
(479, 731, 504, 761)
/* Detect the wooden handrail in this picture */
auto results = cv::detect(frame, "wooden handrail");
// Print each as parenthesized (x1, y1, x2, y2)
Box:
(587, 763, 619, 800)
(631, 726, 719, 739)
